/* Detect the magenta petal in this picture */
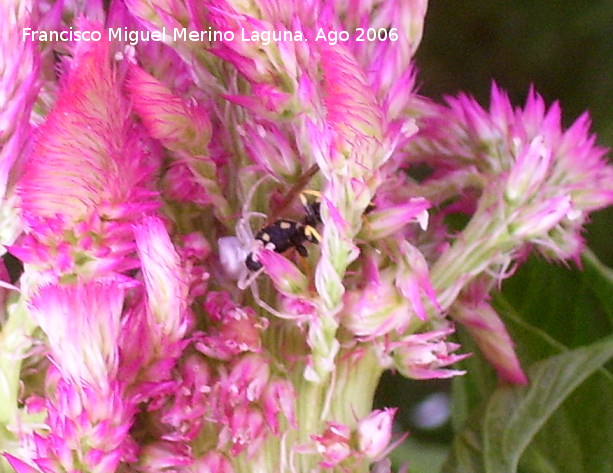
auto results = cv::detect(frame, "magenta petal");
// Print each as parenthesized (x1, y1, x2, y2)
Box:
(3, 454, 42, 473)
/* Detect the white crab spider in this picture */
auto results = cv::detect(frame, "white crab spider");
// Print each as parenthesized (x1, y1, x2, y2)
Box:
(218, 209, 267, 290)
(217, 224, 286, 318)
(217, 177, 293, 318)
(218, 172, 269, 290)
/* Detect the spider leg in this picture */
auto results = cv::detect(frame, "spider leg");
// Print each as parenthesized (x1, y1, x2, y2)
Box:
(236, 211, 267, 244)
(240, 175, 272, 216)
(249, 277, 291, 319)
(235, 174, 272, 245)
(238, 266, 264, 290)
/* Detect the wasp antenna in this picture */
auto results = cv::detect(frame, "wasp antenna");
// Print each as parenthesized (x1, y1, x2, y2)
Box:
(300, 189, 322, 198)
(303, 225, 322, 243)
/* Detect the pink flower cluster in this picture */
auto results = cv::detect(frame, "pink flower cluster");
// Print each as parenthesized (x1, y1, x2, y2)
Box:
(1, 0, 612, 472)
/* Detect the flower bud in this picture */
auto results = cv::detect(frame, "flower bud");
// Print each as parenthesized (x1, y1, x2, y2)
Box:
(362, 198, 430, 240)
(126, 64, 211, 154)
(191, 452, 234, 473)
(356, 408, 397, 460)
(392, 327, 468, 380)
(453, 294, 527, 384)
(341, 267, 411, 339)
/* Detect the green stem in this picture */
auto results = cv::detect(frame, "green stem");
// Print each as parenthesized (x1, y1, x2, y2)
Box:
(430, 214, 514, 310)
(283, 347, 383, 473)
(0, 294, 36, 427)
(328, 348, 384, 423)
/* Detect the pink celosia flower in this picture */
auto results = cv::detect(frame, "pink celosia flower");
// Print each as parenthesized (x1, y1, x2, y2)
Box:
(197, 351, 296, 458)
(203, 3, 308, 95)
(225, 405, 268, 456)
(301, 408, 404, 470)
(196, 291, 267, 360)
(178, 232, 211, 302)
(190, 451, 234, 473)
(10, 214, 141, 283)
(2, 1, 611, 472)
(303, 38, 386, 382)
(261, 379, 297, 434)
(101, 216, 192, 405)
(417, 83, 613, 320)
(391, 327, 469, 379)
(126, 63, 211, 154)
(15, 20, 160, 283)
(224, 84, 292, 116)
(311, 40, 384, 173)
(162, 162, 214, 206)
(361, 198, 430, 241)
(124, 0, 187, 35)
(222, 354, 270, 403)
(310, 422, 352, 468)
(134, 217, 189, 349)
(147, 354, 210, 444)
(0, 0, 40, 200)
(413, 84, 613, 260)
(348, 0, 427, 102)
(29, 282, 125, 386)
(36, 374, 137, 473)
(394, 241, 441, 321)
(126, 63, 232, 220)
(18, 20, 158, 225)
(242, 123, 301, 179)
(137, 441, 192, 472)
(25, 283, 137, 473)
(4, 453, 40, 473)
(278, 294, 318, 324)
(341, 255, 412, 339)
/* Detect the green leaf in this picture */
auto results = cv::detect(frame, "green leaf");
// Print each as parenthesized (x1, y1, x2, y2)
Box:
(444, 253, 613, 473)
(389, 437, 448, 473)
(582, 250, 613, 324)
(442, 336, 613, 473)
(519, 361, 613, 473)
(499, 255, 611, 350)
